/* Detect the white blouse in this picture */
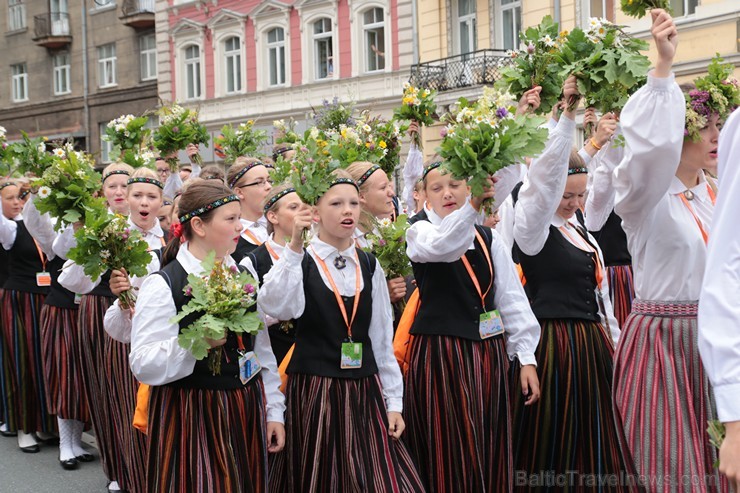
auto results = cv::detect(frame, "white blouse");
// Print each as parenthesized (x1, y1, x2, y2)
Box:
(0, 213, 23, 251)
(240, 216, 269, 246)
(698, 109, 740, 423)
(257, 235, 404, 413)
(584, 129, 623, 232)
(239, 235, 285, 328)
(401, 143, 424, 213)
(614, 73, 712, 301)
(20, 199, 57, 259)
(129, 244, 285, 423)
(513, 115, 620, 344)
(406, 201, 541, 366)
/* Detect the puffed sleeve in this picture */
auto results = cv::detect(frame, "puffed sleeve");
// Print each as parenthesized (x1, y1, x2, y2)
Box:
(401, 144, 424, 213)
(257, 247, 306, 321)
(104, 301, 133, 343)
(406, 201, 479, 263)
(0, 213, 18, 250)
(53, 224, 76, 259)
(58, 259, 100, 294)
(22, 199, 56, 259)
(584, 130, 624, 232)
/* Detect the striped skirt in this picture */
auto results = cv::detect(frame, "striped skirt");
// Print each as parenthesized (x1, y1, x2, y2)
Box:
(40, 304, 89, 423)
(0, 290, 56, 434)
(607, 265, 635, 328)
(0, 288, 5, 423)
(271, 374, 425, 493)
(613, 301, 729, 492)
(404, 334, 511, 492)
(105, 337, 147, 493)
(78, 294, 122, 483)
(147, 380, 268, 493)
(513, 319, 637, 492)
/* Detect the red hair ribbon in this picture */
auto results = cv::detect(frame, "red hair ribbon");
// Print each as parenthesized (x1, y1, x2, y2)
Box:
(170, 222, 184, 240)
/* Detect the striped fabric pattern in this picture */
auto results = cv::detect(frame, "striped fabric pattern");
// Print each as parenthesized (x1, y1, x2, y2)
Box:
(0, 290, 56, 433)
(147, 381, 268, 493)
(78, 294, 122, 483)
(0, 289, 4, 423)
(513, 319, 637, 492)
(613, 301, 729, 492)
(40, 305, 89, 422)
(403, 334, 511, 493)
(106, 337, 147, 493)
(271, 374, 425, 493)
(607, 264, 635, 328)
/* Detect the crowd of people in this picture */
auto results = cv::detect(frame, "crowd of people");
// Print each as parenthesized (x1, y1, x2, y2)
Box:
(0, 10, 738, 493)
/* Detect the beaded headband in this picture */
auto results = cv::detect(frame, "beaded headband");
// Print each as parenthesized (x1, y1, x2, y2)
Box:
(0, 182, 16, 192)
(228, 161, 274, 189)
(263, 187, 296, 213)
(422, 161, 443, 180)
(178, 194, 240, 223)
(127, 177, 164, 189)
(356, 165, 382, 188)
(19, 189, 30, 200)
(328, 177, 359, 191)
(274, 146, 292, 157)
(103, 169, 130, 183)
(163, 200, 173, 206)
(567, 167, 588, 175)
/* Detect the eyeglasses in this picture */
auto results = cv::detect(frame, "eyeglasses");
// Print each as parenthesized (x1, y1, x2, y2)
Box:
(236, 178, 273, 189)
(156, 168, 170, 175)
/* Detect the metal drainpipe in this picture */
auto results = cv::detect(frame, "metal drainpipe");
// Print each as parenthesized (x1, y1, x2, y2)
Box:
(411, 0, 419, 65)
(554, 0, 561, 27)
(82, 0, 90, 151)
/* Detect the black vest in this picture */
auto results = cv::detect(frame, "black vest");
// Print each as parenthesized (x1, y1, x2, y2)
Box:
(4, 220, 50, 295)
(159, 259, 256, 390)
(288, 250, 378, 379)
(410, 221, 497, 340)
(88, 270, 115, 299)
(513, 225, 601, 322)
(232, 236, 259, 264)
(589, 210, 631, 267)
(44, 256, 77, 309)
(0, 249, 8, 288)
(246, 244, 295, 365)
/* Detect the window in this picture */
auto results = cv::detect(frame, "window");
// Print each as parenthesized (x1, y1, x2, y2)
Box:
(94, 0, 115, 8)
(267, 28, 286, 86)
(457, 0, 477, 54)
(500, 0, 521, 51)
(11, 63, 28, 102)
(100, 123, 113, 163)
(363, 8, 385, 72)
(139, 34, 157, 81)
(97, 43, 117, 88)
(8, 0, 26, 31)
(224, 36, 242, 94)
(184, 44, 202, 99)
(313, 18, 333, 80)
(53, 53, 71, 95)
(670, 0, 697, 17)
(589, 0, 615, 22)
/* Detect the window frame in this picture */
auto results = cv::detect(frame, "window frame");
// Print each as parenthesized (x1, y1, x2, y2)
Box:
(11, 62, 28, 102)
(497, 0, 522, 52)
(53, 53, 71, 95)
(266, 27, 287, 87)
(97, 43, 117, 88)
(139, 33, 157, 82)
(455, 0, 477, 55)
(183, 43, 202, 100)
(312, 17, 334, 81)
(99, 122, 113, 164)
(8, 0, 26, 32)
(223, 35, 243, 95)
(362, 7, 386, 73)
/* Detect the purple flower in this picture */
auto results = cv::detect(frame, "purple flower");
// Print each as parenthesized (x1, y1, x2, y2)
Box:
(527, 43, 535, 54)
(230, 265, 238, 273)
(496, 107, 509, 119)
(184, 286, 192, 296)
(440, 127, 448, 137)
(301, 175, 307, 184)
(172, 126, 180, 134)
(244, 284, 255, 294)
(378, 239, 387, 247)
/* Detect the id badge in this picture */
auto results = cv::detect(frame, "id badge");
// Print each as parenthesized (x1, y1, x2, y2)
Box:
(36, 272, 52, 287)
(238, 351, 262, 385)
(479, 310, 505, 339)
(74, 293, 82, 305)
(340, 341, 363, 369)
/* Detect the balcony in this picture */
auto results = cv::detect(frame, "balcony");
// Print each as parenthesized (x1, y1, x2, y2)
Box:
(33, 12, 72, 49)
(408, 49, 513, 92)
(120, 0, 155, 29)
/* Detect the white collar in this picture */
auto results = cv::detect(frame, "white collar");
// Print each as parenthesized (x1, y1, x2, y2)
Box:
(551, 214, 582, 229)
(176, 242, 236, 274)
(128, 216, 164, 238)
(267, 234, 286, 253)
(309, 235, 356, 261)
(668, 172, 711, 201)
(242, 216, 268, 229)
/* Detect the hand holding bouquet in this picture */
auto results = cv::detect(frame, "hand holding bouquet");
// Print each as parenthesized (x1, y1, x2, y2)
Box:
(153, 104, 210, 171)
(104, 114, 155, 169)
(273, 118, 301, 145)
(621, 0, 670, 19)
(367, 117, 408, 177)
(393, 82, 437, 149)
(172, 251, 263, 374)
(325, 119, 387, 166)
(363, 215, 413, 310)
(214, 120, 268, 164)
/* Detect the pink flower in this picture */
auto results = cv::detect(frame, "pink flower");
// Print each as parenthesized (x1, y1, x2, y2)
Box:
(244, 284, 255, 294)
(172, 126, 180, 134)
(378, 239, 387, 246)
(184, 286, 192, 296)
(440, 127, 448, 137)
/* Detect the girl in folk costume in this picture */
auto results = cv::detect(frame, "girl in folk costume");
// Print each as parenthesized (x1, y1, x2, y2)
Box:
(242, 183, 311, 365)
(129, 179, 285, 493)
(21, 196, 92, 469)
(227, 157, 274, 262)
(511, 77, 633, 488)
(403, 163, 541, 492)
(56, 162, 133, 493)
(611, 11, 734, 491)
(584, 114, 635, 328)
(258, 170, 425, 492)
(0, 181, 54, 453)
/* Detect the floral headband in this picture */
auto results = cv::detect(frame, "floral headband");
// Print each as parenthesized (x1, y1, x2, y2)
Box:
(356, 165, 382, 187)
(127, 177, 164, 189)
(328, 177, 359, 191)
(228, 161, 274, 189)
(103, 169, 130, 183)
(178, 194, 240, 223)
(0, 182, 16, 192)
(567, 167, 588, 175)
(684, 56, 740, 141)
(263, 187, 296, 213)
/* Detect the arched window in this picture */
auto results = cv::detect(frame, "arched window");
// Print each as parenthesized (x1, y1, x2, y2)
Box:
(224, 36, 242, 94)
(312, 17, 333, 80)
(267, 27, 286, 86)
(184, 44, 201, 100)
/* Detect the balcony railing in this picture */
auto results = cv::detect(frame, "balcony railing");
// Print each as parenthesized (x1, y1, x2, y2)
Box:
(33, 12, 71, 48)
(120, 0, 155, 28)
(409, 49, 513, 92)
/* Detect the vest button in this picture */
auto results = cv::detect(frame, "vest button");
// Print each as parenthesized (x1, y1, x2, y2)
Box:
(586, 300, 591, 305)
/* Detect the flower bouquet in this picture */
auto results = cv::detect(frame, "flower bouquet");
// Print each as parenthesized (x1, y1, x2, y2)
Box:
(685, 55, 740, 141)
(313, 97, 355, 132)
(67, 209, 153, 307)
(273, 118, 302, 145)
(152, 104, 210, 171)
(290, 137, 339, 206)
(393, 82, 437, 149)
(496, 15, 565, 115)
(213, 120, 268, 164)
(621, 0, 670, 19)
(558, 19, 650, 127)
(172, 251, 263, 374)
(104, 114, 155, 169)
(363, 215, 413, 310)
(325, 120, 387, 166)
(7, 131, 54, 176)
(367, 117, 408, 177)
(0, 126, 9, 175)
(438, 87, 549, 216)
(707, 420, 725, 467)
(33, 144, 106, 231)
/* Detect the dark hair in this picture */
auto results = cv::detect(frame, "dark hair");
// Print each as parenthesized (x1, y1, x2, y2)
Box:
(200, 165, 225, 183)
(160, 179, 236, 266)
(272, 144, 292, 162)
(226, 157, 264, 189)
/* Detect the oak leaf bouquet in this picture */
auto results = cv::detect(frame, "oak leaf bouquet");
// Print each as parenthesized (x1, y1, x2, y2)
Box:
(214, 120, 268, 164)
(172, 251, 263, 375)
(103, 114, 156, 169)
(393, 82, 437, 149)
(67, 209, 152, 307)
(621, 0, 670, 19)
(7, 131, 54, 176)
(152, 104, 210, 171)
(364, 215, 413, 311)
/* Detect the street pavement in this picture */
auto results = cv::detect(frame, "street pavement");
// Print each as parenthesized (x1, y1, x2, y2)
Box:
(0, 431, 107, 492)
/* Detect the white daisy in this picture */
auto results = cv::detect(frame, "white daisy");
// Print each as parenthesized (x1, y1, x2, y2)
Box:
(37, 186, 52, 199)
(53, 148, 65, 158)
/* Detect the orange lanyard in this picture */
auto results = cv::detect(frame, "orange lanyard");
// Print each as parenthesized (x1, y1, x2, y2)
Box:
(460, 231, 493, 308)
(559, 224, 604, 288)
(159, 236, 166, 247)
(678, 185, 716, 245)
(265, 241, 280, 261)
(32, 239, 47, 272)
(310, 246, 361, 340)
(243, 229, 263, 246)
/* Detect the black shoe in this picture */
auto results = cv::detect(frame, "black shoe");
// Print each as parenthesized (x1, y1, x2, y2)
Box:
(20, 444, 40, 453)
(0, 429, 17, 437)
(76, 453, 94, 462)
(34, 433, 59, 445)
(60, 457, 79, 470)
